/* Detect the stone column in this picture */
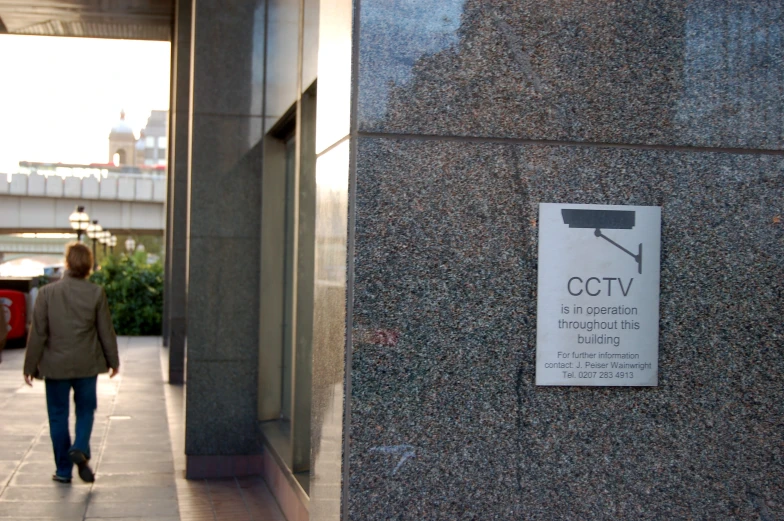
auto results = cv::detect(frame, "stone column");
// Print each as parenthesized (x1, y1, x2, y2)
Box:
(162, 15, 177, 348)
(165, 0, 192, 385)
(183, 0, 265, 478)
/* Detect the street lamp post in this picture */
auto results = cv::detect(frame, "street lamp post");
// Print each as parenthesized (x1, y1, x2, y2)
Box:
(86, 220, 102, 270)
(125, 237, 136, 254)
(68, 206, 90, 241)
(99, 230, 111, 255)
(109, 235, 117, 254)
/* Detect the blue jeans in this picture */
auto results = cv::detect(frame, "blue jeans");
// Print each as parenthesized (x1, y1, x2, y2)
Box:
(45, 376, 97, 479)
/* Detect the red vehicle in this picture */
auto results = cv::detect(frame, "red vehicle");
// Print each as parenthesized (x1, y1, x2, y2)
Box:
(0, 289, 27, 340)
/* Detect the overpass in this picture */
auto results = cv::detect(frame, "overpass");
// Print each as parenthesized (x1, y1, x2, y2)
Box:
(0, 0, 171, 40)
(0, 234, 73, 263)
(0, 171, 165, 235)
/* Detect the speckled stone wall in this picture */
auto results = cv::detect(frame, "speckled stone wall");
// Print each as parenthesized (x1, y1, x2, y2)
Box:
(349, 140, 782, 520)
(358, 0, 783, 150)
(319, 0, 784, 520)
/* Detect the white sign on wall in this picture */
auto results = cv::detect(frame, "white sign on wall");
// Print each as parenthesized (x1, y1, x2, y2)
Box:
(536, 203, 661, 386)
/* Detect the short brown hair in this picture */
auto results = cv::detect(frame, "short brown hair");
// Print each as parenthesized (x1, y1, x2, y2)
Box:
(65, 242, 93, 279)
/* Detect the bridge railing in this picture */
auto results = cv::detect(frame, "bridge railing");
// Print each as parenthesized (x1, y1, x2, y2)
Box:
(0, 172, 166, 202)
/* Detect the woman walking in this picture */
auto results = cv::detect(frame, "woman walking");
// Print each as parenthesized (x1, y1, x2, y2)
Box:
(23, 242, 120, 484)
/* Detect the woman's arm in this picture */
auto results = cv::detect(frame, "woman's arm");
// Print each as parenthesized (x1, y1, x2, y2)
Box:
(23, 288, 49, 377)
(96, 288, 120, 372)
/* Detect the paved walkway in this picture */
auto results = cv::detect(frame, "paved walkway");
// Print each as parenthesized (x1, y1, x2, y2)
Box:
(0, 337, 286, 521)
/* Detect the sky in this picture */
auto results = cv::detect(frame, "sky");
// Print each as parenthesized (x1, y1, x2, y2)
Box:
(0, 35, 171, 174)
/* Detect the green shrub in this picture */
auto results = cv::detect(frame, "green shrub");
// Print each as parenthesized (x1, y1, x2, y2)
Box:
(90, 254, 163, 336)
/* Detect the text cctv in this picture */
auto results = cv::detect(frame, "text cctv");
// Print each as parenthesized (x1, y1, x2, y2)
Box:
(567, 277, 633, 297)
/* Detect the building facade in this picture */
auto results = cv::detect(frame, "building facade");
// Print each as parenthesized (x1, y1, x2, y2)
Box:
(159, 1, 783, 520)
(136, 110, 168, 167)
(107, 110, 136, 167)
(108, 109, 168, 168)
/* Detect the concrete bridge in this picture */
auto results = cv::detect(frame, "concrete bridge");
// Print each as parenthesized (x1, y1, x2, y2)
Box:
(0, 171, 165, 235)
(0, 234, 73, 263)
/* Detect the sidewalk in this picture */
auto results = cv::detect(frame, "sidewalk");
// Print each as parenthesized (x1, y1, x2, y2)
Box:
(0, 337, 286, 521)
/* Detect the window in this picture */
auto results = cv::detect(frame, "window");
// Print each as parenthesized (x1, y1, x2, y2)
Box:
(281, 131, 296, 422)
(259, 83, 317, 485)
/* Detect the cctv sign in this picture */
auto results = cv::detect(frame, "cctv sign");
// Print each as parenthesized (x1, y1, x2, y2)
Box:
(536, 203, 661, 386)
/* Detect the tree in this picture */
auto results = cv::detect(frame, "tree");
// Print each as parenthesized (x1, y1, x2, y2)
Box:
(90, 254, 163, 335)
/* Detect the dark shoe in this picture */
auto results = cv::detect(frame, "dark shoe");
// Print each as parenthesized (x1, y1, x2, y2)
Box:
(68, 449, 95, 483)
(52, 473, 72, 484)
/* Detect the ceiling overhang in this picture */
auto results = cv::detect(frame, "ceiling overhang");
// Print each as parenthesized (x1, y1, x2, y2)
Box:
(0, 0, 173, 41)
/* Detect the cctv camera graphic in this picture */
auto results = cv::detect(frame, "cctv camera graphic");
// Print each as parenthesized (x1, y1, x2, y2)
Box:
(561, 209, 642, 274)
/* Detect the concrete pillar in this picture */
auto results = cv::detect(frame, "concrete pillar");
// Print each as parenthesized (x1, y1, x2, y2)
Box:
(165, 0, 192, 385)
(183, 0, 265, 478)
(162, 30, 175, 348)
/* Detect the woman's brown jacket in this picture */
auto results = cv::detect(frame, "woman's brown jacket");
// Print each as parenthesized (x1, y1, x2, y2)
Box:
(24, 274, 119, 379)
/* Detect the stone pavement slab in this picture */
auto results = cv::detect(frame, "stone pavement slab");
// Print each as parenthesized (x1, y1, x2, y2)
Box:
(0, 337, 286, 521)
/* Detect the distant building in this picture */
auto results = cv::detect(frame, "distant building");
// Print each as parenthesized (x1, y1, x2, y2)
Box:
(135, 110, 168, 167)
(16, 110, 166, 177)
(107, 109, 167, 168)
(107, 110, 136, 167)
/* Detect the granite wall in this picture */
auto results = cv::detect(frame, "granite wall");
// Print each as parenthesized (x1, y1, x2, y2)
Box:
(309, 0, 783, 520)
(349, 141, 782, 520)
(182, 0, 266, 477)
